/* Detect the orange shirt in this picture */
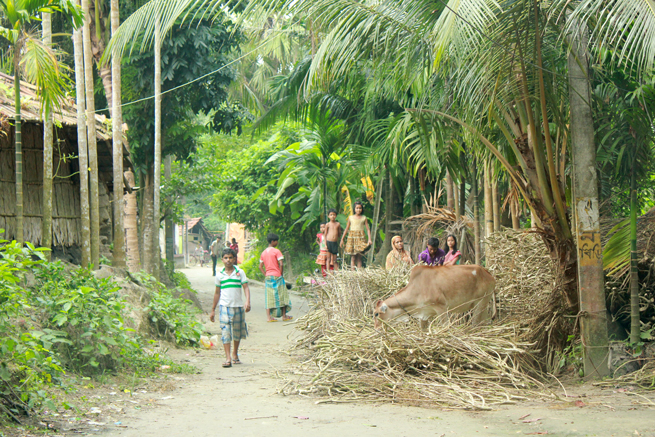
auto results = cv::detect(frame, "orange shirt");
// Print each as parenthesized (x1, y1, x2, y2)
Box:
(260, 247, 284, 277)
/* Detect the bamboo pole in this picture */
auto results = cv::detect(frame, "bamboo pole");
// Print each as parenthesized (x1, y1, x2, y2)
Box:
(492, 180, 500, 232)
(484, 160, 493, 237)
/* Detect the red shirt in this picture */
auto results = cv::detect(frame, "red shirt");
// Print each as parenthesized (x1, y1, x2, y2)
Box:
(260, 247, 284, 277)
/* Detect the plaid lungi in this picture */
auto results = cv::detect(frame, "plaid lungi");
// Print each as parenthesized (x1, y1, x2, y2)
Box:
(218, 305, 248, 344)
(264, 276, 292, 318)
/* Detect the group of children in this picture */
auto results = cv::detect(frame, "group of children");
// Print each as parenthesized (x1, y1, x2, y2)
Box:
(210, 200, 461, 367)
(315, 201, 373, 275)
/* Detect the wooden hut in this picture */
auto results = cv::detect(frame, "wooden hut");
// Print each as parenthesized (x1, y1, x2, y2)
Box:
(0, 72, 131, 259)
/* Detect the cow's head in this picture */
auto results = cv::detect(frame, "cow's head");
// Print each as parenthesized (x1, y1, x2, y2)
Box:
(373, 299, 389, 329)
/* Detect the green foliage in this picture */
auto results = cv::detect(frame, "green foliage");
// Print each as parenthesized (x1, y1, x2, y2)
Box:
(240, 251, 264, 282)
(34, 263, 142, 374)
(0, 235, 200, 420)
(132, 272, 203, 346)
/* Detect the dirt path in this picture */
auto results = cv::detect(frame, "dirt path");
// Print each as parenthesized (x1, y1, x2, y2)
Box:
(104, 267, 655, 437)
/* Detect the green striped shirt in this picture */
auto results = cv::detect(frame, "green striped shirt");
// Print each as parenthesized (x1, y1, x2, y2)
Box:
(215, 266, 248, 307)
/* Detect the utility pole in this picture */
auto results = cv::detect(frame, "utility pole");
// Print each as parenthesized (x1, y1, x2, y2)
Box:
(568, 16, 609, 378)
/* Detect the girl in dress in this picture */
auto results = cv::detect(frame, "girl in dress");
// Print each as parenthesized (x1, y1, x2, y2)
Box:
(443, 234, 461, 266)
(315, 223, 329, 277)
(340, 201, 372, 269)
(385, 235, 413, 270)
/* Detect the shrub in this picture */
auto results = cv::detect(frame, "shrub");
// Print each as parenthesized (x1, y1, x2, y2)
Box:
(240, 251, 264, 282)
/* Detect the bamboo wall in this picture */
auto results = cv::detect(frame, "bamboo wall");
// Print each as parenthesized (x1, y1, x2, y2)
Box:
(0, 122, 114, 248)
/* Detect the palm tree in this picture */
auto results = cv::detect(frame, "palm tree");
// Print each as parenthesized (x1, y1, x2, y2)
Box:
(41, 12, 53, 259)
(82, 0, 100, 267)
(72, 0, 91, 265)
(110, 0, 126, 268)
(152, 16, 162, 277)
(0, 0, 82, 245)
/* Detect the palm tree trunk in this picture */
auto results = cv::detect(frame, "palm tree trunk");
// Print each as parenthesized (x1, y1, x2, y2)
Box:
(152, 17, 162, 278)
(368, 171, 384, 265)
(142, 167, 153, 272)
(630, 163, 640, 344)
(13, 36, 24, 246)
(446, 171, 454, 210)
(42, 15, 53, 258)
(484, 160, 493, 237)
(472, 159, 480, 265)
(124, 170, 140, 272)
(165, 155, 174, 272)
(492, 180, 500, 232)
(73, 15, 91, 265)
(459, 178, 465, 219)
(511, 201, 520, 230)
(110, 0, 126, 268)
(568, 14, 609, 377)
(82, 0, 100, 268)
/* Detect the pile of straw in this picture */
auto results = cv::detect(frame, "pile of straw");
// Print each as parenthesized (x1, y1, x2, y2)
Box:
(485, 229, 557, 320)
(285, 267, 549, 409)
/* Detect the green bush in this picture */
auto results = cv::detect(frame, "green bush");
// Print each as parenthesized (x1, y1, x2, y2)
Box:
(240, 251, 264, 282)
(132, 272, 203, 346)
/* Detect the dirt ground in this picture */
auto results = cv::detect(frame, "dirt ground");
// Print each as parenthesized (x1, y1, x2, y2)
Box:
(89, 267, 655, 437)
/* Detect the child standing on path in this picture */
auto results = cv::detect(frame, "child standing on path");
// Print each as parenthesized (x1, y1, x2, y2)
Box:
(315, 223, 329, 277)
(341, 201, 372, 269)
(324, 209, 342, 273)
(259, 233, 292, 322)
(209, 248, 251, 368)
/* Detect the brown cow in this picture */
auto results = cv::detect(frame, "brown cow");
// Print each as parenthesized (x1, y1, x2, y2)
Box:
(373, 265, 495, 328)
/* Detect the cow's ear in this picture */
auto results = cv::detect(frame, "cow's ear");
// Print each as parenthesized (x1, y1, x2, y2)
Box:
(380, 303, 388, 313)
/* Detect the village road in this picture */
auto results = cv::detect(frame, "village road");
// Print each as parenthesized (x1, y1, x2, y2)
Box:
(104, 267, 655, 437)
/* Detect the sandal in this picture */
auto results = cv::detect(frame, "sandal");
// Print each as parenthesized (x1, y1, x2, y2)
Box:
(283, 315, 293, 321)
(222, 361, 232, 368)
(267, 319, 278, 323)
(232, 357, 242, 365)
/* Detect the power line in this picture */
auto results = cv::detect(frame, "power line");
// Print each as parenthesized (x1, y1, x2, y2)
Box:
(94, 38, 272, 113)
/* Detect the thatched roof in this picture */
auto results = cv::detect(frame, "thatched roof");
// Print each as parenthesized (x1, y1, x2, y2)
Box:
(0, 72, 111, 140)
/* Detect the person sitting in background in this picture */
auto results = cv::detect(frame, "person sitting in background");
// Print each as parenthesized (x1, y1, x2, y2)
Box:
(443, 234, 461, 266)
(385, 235, 413, 270)
(418, 237, 445, 266)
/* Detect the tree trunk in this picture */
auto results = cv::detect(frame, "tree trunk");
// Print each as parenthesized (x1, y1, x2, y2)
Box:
(73, 13, 91, 265)
(82, 0, 100, 268)
(492, 180, 500, 232)
(13, 36, 23, 246)
(42, 15, 53, 258)
(375, 172, 394, 264)
(141, 167, 154, 273)
(484, 161, 493, 237)
(472, 160, 480, 265)
(629, 162, 640, 344)
(409, 176, 419, 217)
(110, 0, 126, 268)
(367, 171, 384, 266)
(446, 171, 454, 210)
(124, 170, 140, 272)
(152, 18, 162, 278)
(453, 178, 461, 218)
(511, 201, 520, 230)
(459, 178, 465, 219)
(568, 15, 609, 377)
(165, 155, 174, 272)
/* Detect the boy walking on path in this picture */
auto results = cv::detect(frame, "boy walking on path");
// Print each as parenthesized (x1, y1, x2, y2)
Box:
(324, 209, 342, 272)
(259, 233, 292, 322)
(210, 248, 251, 368)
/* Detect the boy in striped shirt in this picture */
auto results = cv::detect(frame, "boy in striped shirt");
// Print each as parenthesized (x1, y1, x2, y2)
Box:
(209, 248, 251, 368)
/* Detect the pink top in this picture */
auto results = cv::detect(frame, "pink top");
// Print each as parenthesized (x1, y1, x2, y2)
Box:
(260, 247, 284, 277)
(444, 250, 461, 264)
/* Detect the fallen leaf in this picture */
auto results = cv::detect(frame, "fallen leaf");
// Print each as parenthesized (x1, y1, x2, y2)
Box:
(518, 414, 531, 420)
(522, 418, 542, 423)
(575, 400, 586, 407)
(293, 416, 309, 420)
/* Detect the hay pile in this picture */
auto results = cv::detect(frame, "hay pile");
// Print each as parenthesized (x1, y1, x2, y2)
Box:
(285, 267, 549, 409)
(485, 229, 557, 320)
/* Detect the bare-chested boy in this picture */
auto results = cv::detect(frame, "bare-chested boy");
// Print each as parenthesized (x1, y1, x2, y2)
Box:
(324, 209, 342, 272)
